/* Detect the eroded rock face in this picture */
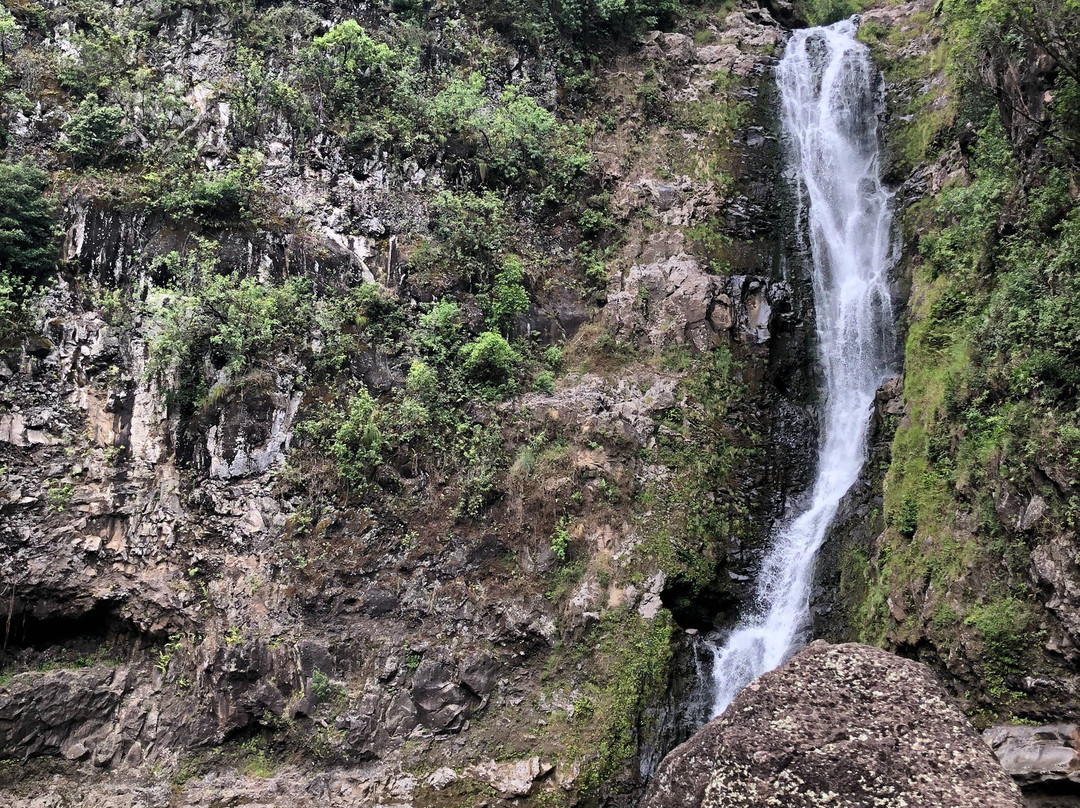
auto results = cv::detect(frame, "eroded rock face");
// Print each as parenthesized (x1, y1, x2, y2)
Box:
(642, 642, 1025, 808)
(605, 254, 792, 353)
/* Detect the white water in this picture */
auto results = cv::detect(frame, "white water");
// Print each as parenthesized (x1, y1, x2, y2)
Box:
(709, 19, 896, 716)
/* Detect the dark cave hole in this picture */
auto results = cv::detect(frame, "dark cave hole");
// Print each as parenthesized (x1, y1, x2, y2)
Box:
(660, 577, 740, 633)
(0, 598, 157, 673)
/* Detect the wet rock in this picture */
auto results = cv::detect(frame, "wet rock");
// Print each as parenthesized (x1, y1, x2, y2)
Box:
(459, 653, 499, 698)
(1020, 495, 1048, 532)
(1033, 536, 1080, 649)
(642, 642, 1025, 808)
(426, 766, 459, 790)
(606, 255, 789, 353)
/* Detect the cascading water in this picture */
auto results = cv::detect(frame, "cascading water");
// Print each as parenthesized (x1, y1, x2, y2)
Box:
(708, 19, 897, 716)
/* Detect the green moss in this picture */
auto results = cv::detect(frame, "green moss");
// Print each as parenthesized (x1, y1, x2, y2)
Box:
(542, 608, 674, 800)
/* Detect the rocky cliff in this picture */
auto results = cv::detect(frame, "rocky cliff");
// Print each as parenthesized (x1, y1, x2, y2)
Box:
(0, 1, 819, 805)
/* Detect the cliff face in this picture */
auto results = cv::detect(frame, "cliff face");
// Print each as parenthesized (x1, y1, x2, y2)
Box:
(0, 1, 817, 805)
(815, 0, 1080, 774)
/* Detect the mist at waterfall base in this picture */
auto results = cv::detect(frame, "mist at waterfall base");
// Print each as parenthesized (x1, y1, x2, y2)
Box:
(706, 19, 897, 717)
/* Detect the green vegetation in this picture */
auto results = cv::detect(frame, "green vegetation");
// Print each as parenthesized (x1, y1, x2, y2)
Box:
(148, 255, 314, 407)
(61, 93, 127, 167)
(0, 162, 58, 343)
(542, 609, 674, 797)
(853, 0, 1080, 712)
(800, 0, 863, 26)
(637, 346, 759, 619)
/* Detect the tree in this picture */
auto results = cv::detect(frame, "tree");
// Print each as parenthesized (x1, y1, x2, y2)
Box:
(0, 162, 58, 342)
(0, 162, 58, 283)
(0, 8, 23, 63)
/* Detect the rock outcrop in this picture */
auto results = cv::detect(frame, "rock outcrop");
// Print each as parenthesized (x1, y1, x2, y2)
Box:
(985, 724, 1080, 794)
(642, 641, 1025, 808)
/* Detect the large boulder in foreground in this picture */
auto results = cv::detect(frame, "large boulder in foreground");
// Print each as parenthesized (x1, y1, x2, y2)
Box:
(643, 641, 1025, 808)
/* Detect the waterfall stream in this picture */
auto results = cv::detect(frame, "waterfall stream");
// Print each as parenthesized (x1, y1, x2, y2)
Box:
(708, 19, 897, 717)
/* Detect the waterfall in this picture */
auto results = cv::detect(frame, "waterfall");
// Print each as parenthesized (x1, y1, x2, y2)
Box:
(708, 19, 897, 717)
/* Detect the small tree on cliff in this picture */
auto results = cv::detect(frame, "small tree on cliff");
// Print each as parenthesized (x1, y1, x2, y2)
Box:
(0, 161, 58, 343)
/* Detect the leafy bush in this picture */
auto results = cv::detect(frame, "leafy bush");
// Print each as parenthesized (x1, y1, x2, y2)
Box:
(61, 93, 128, 167)
(329, 389, 385, 491)
(415, 300, 464, 362)
(142, 150, 264, 225)
(480, 255, 530, 331)
(461, 331, 522, 392)
(149, 264, 314, 403)
(533, 369, 556, 393)
(413, 190, 513, 287)
(0, 162, 58, 283)
(405, 360, 438, 400)
(302, 20, 397, 126)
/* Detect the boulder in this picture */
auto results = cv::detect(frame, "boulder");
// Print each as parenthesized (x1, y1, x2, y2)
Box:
(466, 756, 553, 798)
(642, 641, 1025, 808)
(984, 724, 1080, 788)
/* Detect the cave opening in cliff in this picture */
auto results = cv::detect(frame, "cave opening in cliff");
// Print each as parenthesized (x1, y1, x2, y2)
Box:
(0, 597, 153, 671)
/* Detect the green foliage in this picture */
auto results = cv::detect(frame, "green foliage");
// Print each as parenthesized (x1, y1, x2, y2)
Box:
(0, 162, 58, 284)
(415, 299, 464, 362)
(61, 92, 127, 167)
(460, 331, 522, 393)
(0, 161, 57, 340)
(413, 190, 513, 287)
(148, 257, 314, 405)
(568, 610, 674, 796)
(638, 346, 755, 612)
(800, 0, 862, 25)
(533, 369, 556, 393)
(329, 389, 385, 492)
(45, 479, 74, 512)
(965, 598, 1039, 695)
(420, 72, 593, 196)
(144, 150, 264, 225)
(553, 0, 681, 38)
(858, 5, 1080, 708)
(311, 669, 336, 701)
(480, 255, 530, 331)
(0, 8, 24, 63)
(305, 20, 396, 122)
(551, 520, 571, 561)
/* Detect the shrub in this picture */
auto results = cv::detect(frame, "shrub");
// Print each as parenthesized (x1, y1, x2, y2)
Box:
(329, 389, 385, 491)
(533, 369, 556, 393)
(480, 255, 530, 331)
(461, 331, 522, 391)
(420, 190, 513, 286)
(304, 20, 396, 122)
(0, 161, 58, 340)
(0, 162, 59, 283)
(416, 300, 464, 362)
(144, 151, 264, 225)
(148, 264, 314, 403)
(405, 360, 438, 400)
(551, 521, 570, 561)
(61, 93, 128, 167)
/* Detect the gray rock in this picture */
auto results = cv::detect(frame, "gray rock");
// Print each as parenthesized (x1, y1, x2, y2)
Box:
(466, 756, 553, 798)
(984, 724, 1080, 788)
(642, 642, 1025, 808)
